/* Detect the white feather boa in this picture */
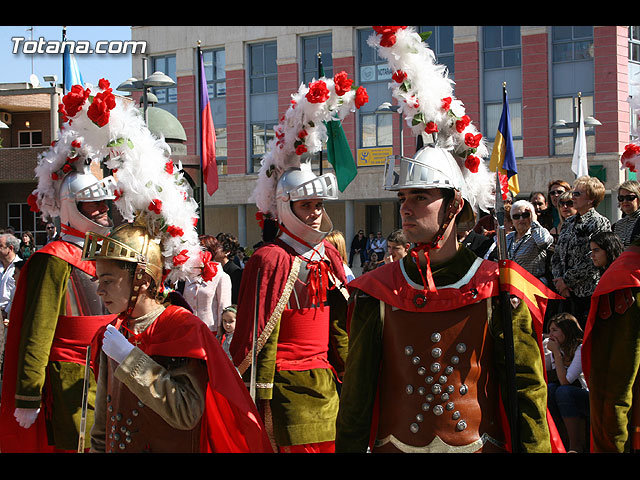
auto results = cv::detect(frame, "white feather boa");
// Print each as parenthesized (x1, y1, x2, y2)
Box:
(30, 79, 202, 284)
(251, 72, 368, 218)
(368, 26, 495, 214)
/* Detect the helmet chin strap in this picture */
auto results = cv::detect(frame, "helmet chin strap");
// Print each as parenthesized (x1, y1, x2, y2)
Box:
(409, 190, 462, 294)
(123, 261, 149, 319)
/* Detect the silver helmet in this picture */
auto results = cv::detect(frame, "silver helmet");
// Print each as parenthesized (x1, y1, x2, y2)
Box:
(275, 165, 338, 246)
(58, 163, 117, 238)
(384, 145, 475, 223)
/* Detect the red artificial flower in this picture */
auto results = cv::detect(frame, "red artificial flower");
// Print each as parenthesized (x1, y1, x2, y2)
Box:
(199, 251, 218, 282)
(256, 211, 265, 229)
(165, 161, 174, 174)
(192, 217, 199, 227)
(306, 80, 330, 104)
(113, 189, 122, 202)
(66, 156, 78, 163)
(456, 115, 471, 133)
(51, 172, 59, 180)
(425, 121, 438, 134)
(71, 139, 82, 148)
(441, 97, 452, 111)
(355, 86, 369, 109)
(172, 249, 189, 266)
(334, 71, 353, 96)
(621, 143, 640, 172)
(295, 143, 308, 155)
(148, 199, 163, 214)
(27, 193, 39, 213)
(464, 154, 481, 173)
(62, 163, 72, 173)
(62, 85, 91, 118)
(98, 78, 111, 91)
(464, 132, 482, 149)
(298, 129, 308, 139)
(58, 103, 69, 123)
(166, 225, 184, 237)
(87, 95, 111, 127)
(373, 26, 407, 48)
(392, 70, 407, 83)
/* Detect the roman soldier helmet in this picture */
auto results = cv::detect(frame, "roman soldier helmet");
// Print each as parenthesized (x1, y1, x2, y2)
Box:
(250, 69, 368, 242)
(275, 164, 338, 245)
(371, 26, 494, 226)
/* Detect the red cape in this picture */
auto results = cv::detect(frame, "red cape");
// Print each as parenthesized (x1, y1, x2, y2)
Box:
(229, 239, 346, 372)
(348, 256, 565, 453)
(0, 241, 110, 453)
(93, 305, 273, 453)
(582, 247, 640, 384)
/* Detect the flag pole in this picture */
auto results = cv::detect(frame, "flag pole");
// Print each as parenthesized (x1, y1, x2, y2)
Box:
(62, 26, 66, 92)
(317, 51, 324, 175)
(576, 92, 582, 179)
(197, 41, 206, 235)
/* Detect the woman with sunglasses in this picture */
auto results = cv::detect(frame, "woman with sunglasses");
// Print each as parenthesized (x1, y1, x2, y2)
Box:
(547, 179, 572, 229)
(613, 180, 640, 246)
(506, 200, 554, 284)
(549, 191, 578, 242)
(551, 176, 611, 328)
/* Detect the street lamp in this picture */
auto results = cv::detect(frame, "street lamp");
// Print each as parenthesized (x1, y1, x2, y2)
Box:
(550, 92, 602, 151)
(376, 102, 404, 157)
(116, 58, 176, 124)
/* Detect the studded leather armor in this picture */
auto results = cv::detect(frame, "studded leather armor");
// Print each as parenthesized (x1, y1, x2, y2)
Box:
(372, 299, 507, 453)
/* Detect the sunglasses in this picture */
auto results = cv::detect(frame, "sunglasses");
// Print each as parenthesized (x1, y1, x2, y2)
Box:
(511, 211, 531, 220)
(559, 200, 574, 207)
(618, 194, 638, 202)
(549, 189, 565, 196)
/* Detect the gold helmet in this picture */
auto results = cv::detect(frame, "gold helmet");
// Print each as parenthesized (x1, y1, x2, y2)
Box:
(82, 214, 163, 287)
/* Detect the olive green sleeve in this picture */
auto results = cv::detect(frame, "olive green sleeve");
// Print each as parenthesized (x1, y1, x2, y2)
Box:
(588, 289, 640, 453)
(240, 318, 280, 401)
(490, 296, 552, 453)
(328, 289, 349, 376)
(335, 293, 384, 453)
(15, 254, 71, 408)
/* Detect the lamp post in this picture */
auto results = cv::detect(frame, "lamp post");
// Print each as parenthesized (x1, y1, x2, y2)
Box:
(551, 92, 602, 152)
(375, 101, 404, 157)
(116, 57, 176, 125)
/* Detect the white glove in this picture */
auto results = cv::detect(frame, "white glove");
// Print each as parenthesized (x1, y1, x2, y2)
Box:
(102, 325, 135, 364)
(14, 407, 40, 429)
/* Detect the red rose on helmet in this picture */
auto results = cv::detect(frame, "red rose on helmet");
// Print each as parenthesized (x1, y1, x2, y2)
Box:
(172, 249, 189, 266)
(306, 80, 330, 104)
(295, 143, 308, 155)
(455, 115, 471, 133)
(355, 86, 369, 109)
(464, 132, 482, 149)
(392, 70, 407, 83)
(87, 94, 111, 127)
(334, 71, 353, 96)
(166, 225, 184, 237)
(62, 85, 91, 118)
(465, 154, 480, 173)
(27, 193, 40, 213)
(148, 199, 163, 214)
(425, 121, 438, 134)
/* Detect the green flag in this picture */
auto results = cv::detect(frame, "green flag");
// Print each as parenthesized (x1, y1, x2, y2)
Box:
(325, 118, 357, 192)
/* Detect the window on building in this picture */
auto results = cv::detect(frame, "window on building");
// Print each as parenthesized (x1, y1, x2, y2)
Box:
(551, 26, 595, 155)
(7, 203, 48, 247)
(249, 42, 278, 173)
(482, 26, 523, 158)
(202, 48, 227, 173)
(151, 55, 177, 117)
(302, 34, 332, 84)
(18, 130, 42, 147)
(630, 26, 640, 63)
(358, 28, 393, 149)
(417, 26, 455, 77)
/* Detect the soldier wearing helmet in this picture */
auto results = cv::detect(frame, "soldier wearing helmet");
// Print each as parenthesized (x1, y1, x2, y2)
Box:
(229, 163, 349, 453)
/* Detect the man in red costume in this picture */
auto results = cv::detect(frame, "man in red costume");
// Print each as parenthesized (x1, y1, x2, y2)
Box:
(335, 145, 561, 453)
(230, 165, 349, 453)
(0, 164, 117, 453)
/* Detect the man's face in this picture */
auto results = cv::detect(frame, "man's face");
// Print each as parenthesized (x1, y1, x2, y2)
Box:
(96, 259, 133, 315)
(46, 223, 56, 237)
(0, 237, 12, 263)
(291, 199, 324, 231)
(78, 200, 111, 227)
(398, 188, 448, 244)
(387, 241, 409, 262)
(530, 193, 547, 214)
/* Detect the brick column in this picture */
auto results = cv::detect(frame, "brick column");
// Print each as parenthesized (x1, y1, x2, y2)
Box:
(594, 26, 629, 155)
(453, 41, 481, 129)
(522, 31, 550, 157)
(177, 75, 196, 155)
(334, 56, 358, 157)
(278, 62, 298, 118)
(226, 69, 247, 175)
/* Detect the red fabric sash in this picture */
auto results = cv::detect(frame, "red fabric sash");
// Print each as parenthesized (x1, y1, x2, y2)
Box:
(276, 307, 330, 371)
(49, 315, 113, 364)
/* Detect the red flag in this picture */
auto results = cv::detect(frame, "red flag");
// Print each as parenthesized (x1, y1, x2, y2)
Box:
(199, 50, 218, 195)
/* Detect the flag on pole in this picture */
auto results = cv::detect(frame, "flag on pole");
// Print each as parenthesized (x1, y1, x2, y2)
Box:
(571, 95, 588, 178)
(489, 84, 519, 195)
(198, 49, 218, 195)
(317, 52, 357, 192)
(62, 29, 83, 93)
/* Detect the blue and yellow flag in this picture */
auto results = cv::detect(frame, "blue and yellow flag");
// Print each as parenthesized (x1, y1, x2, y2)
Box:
(489, 86, 519, 195)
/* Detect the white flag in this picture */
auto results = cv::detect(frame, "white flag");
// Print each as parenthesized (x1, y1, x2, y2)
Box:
(571, 102, 588, 178)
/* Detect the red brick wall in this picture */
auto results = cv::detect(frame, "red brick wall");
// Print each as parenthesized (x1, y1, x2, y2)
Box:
(522, 32, 550, 158)
(226, 69, 247, 175)
(453, 41, 481, 129)
(177, 75, 197, 156)
(334, 56, 358, 157)
(594, 25, 630, 155)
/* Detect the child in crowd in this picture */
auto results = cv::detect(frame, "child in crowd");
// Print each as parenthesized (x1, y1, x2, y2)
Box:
(221, 305, 237, 361)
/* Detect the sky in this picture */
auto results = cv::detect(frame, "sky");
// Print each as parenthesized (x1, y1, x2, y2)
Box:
(0, 25, 134, 90)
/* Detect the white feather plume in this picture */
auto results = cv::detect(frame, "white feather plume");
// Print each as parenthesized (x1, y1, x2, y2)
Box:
(368, 26, 495, 214)
(30, 79, 202, 284)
